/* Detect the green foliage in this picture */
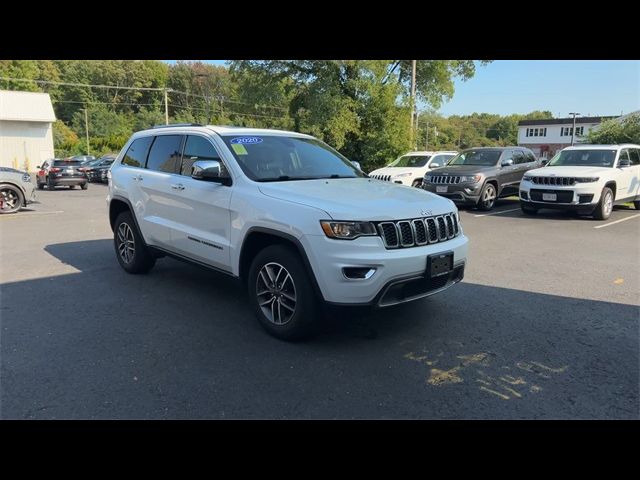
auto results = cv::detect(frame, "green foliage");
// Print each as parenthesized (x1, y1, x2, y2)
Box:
(586, 114, 640, 144)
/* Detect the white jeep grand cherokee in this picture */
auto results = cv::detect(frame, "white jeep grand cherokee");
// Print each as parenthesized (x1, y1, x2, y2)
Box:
(369, 150, 458, 187)
(519, 144, 640, 220)
(107, 124, 468, 340)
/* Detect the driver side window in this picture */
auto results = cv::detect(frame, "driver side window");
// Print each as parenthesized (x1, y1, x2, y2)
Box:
(618, 149, 630, 166)
(181, 136, 222, 176)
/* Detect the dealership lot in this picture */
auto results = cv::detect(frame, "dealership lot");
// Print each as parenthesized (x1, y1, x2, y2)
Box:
(1, 185, 638, 419)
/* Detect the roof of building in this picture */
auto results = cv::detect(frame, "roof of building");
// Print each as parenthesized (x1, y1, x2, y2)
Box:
(517, 116, 617, 126)
(0, 90, 56, 123)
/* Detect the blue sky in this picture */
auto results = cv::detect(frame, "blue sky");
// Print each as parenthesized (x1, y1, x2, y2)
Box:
(164, 60, 639, 118)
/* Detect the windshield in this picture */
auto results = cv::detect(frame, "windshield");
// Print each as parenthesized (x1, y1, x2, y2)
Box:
(388, 155, 431, 168)
(548, 149, 616, 167)
(448, 150, 502, 166)
(221, 135, 365, 182)
(53, 160, 83, 167)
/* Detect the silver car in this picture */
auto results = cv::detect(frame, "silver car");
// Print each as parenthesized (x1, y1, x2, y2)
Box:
(0, 167, 36, 214)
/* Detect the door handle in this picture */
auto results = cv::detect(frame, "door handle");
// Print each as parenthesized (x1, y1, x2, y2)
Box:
(171, 184, 185, 191)
(133, 174, 143, 181)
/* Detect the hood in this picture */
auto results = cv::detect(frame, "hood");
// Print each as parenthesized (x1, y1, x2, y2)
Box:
(428, 164, 497, 175)
(258, 178, 456, 221)
(369, 166, 420, 177)
(525, 166, 614, 177)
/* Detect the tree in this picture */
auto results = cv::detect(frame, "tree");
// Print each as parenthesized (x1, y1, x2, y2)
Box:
(586, 114, 640, 144)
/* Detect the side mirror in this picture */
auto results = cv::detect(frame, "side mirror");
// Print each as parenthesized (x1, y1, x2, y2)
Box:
(501, 158, 514, 167)
(618, 158, 631, 167)
(428, 163, 440, 169)
(540, 159, 549, 166)
(351, 160, 362, 171)
(191, 160, 231, 185)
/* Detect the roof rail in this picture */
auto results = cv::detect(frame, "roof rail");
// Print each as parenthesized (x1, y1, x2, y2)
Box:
(152, 123, 203, 129)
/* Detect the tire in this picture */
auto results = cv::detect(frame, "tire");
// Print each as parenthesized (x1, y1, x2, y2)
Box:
(37, 181, 44, 190)
(81, 183, 88, 190)
(247, 244, 319, 341)
(47, 177, 56, 190)
(634, 201, 640, 210)
(411, 179, 422, 188)
(593, 187, 614, 220)
(113, 211, 156, 274)
(0, 184, 24, 214)
(69, 185, 75, 189)
(477, 183, 497, 211)
(521, 201, 538, 215)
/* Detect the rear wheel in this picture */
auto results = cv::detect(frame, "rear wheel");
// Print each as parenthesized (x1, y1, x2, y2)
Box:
(593, 187, 614, 220)
(81, 183, 88, 190)
(113, 211, 156, 274)
(477, 183, 497, 211)
(47, 177, 56, 190)
(248, 244, 318, 341)
(0, 184, 24, 214)
(634, 200, 640, 210)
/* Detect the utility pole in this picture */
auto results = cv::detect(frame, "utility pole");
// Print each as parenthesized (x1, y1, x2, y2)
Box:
(414, 110, 419, 149)
(569, 112, 580, 145)
(410, 60, 417, 129)
(163, 88, 171, 125)
(425, 121, 429, 151)
(83, 107, 90, 155)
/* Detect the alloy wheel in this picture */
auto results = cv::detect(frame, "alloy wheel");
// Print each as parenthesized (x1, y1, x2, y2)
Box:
(117, 222, 136, 264)
(604, 192, 613, 216)
(483, 185, 496, 208)
(0, 188, 20, 212)
(256, 262, 297, 325)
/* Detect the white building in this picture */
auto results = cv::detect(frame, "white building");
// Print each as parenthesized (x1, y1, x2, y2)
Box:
(0, 90, 56, 171)
(517, 116, 616, 159)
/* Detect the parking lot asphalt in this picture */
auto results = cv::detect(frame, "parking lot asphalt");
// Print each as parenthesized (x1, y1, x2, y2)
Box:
(1, 184, 638, 419)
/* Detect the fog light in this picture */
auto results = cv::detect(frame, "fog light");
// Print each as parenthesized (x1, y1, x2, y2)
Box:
(343, 267, 376, 280)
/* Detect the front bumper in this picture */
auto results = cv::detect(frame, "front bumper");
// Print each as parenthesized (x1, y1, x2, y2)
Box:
(302, 232, 469, 305)
(422, 182, 482, 204)
(519, 181, 601, 210)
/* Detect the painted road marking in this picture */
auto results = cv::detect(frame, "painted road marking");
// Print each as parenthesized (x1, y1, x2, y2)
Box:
(474, 208, 521, 218)
(593, 213, 640, 229)
(0, 210, 64, 219)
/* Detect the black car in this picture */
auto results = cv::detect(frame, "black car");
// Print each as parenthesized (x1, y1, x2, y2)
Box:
(422, 146, 541, 211)
(36, 158, 88, 190)
(81, 155, 116, 182)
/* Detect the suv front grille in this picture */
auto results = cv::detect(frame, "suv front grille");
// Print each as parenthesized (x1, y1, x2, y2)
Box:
(425, 175, 462, 185)
(371, 174, 392, 181)
(377, 212, 460, 249)
(531, 176, 577, 186)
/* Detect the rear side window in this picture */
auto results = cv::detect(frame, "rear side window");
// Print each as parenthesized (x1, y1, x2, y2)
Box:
(617, 149, 630, 165)
(630, 149, 640, 166)
(122, 137, 153, 168)
(524, 151, 536, 163)
(146, 135, 184, 173)
(181, 135, 221, 176)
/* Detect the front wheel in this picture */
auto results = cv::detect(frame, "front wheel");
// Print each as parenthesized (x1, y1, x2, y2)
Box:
(633, 200, 640, 210)
(81, 183, 88, 190)
(477, 183, 497, 211)
(113, 211, 156, 274)
(0, 184, 24, 214)
(411, 179, 423, 188)
(248, 244, 319, 341)
(593, 187, 614, 220)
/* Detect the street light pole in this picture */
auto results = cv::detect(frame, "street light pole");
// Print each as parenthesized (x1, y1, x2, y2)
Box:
(569, 112, 580, 146)
(164, 88, 172, 125)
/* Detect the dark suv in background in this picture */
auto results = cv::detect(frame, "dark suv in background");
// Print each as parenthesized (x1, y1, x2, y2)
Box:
(81, 154, 116, 182)
(422, 147, 541, 210)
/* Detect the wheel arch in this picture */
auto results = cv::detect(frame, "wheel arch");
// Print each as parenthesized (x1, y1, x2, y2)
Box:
(603, 181, 616, 198)
(109, 196, 147, 246)
(0, 182, 27, 205)
(239, 227, 325, 301)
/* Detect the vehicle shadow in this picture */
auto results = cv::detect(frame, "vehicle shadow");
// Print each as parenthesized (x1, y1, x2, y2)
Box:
(1, 238, 638, 419)
(491, 204, 637, 221)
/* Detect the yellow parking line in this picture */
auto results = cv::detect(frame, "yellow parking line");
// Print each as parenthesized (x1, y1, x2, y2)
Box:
(594, 214, 640, 229)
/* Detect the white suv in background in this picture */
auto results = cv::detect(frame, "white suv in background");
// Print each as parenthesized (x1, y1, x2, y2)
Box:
(369, 151, 457, 188)
(519, 144, 640, 220)
(107, 125, 468, 340)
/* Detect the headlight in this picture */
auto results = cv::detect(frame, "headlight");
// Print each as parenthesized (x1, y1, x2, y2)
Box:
(460, 175, 482, 183)
(523, 175, 533, 182)
(393, 172, 412, 178)
(22, 173, 31, 182)
(320, 221, 378, 240)
(575, 177, 599, 183)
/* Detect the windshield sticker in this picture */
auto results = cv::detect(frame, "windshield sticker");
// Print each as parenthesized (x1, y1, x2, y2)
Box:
(231, 143, 248, 155)
(230, 137, 263, 145)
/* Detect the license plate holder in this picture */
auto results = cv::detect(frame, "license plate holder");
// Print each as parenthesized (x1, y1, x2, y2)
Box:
(542, 192, 557, 201)
(436, 186, 448, 193)
(427, 252, 453, 279)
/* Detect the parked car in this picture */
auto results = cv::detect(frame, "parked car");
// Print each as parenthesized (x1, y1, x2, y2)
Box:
(72, 155, 96, 163)
(0, 167, 36, 214)
(519, 144, 640, 220)
(81, 155, 116, 182)
(369, 151, 458, 187)
(36, 158, 88, 190)
(422, 147, 541, 211)
(108, 125, 469, 340)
